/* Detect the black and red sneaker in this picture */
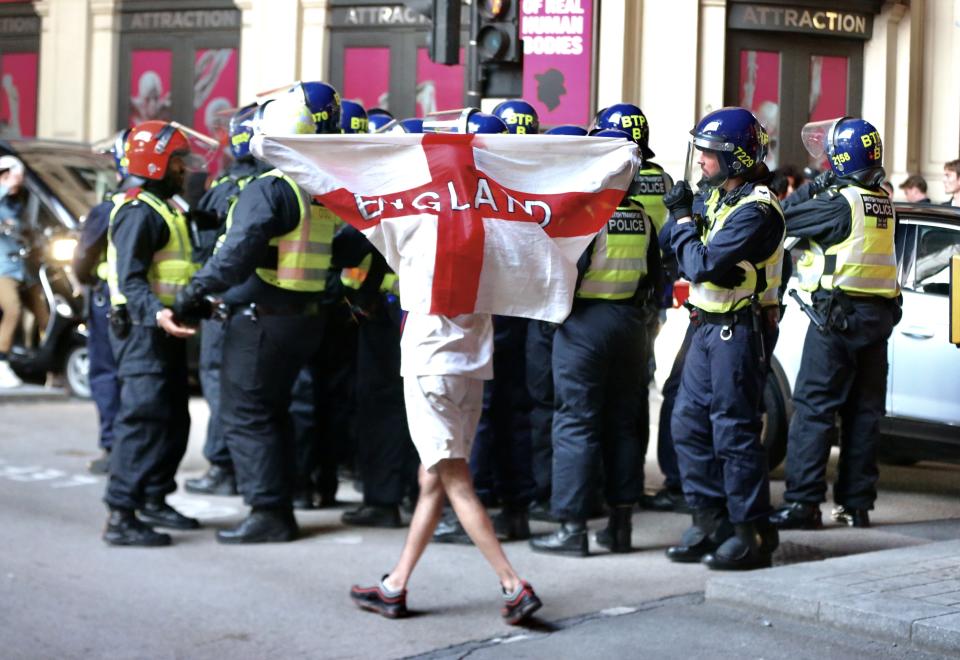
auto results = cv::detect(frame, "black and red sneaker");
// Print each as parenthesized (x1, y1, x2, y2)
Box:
(350, 578, 409, 619)
(501, 581, 542, 625)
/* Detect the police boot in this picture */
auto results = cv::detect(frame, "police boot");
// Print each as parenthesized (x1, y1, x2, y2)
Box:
(493, 506, 531, 541)
(184, 465, 237, 496)
(216, 507, 299, 544)
(702, 521, 779, 571)
(769, 502, 823, 530)
(595, 505, 633, 553)
(832, 505, 871, 528)
(529, 521, 589, 557)
(665, 508, 733, 563)
(103, 507, 171, 547)
(138, 498, 200, 530)
(433, 514, 472, 545)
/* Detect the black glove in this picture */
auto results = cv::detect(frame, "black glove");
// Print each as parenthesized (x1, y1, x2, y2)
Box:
(712, 265, 747, 289)
(811, 169, 836, 194)
(172, 281, 212, 326)
(663, 180, 694, 220)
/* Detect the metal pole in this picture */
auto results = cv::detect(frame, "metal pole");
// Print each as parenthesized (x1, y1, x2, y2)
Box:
(466, 0, 482, 108)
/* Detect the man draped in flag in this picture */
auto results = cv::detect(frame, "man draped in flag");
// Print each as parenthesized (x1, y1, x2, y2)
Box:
(253, 107, 637, 624)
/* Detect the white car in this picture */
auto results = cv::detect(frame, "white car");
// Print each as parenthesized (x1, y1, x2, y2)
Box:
(767, 202, 960, 466)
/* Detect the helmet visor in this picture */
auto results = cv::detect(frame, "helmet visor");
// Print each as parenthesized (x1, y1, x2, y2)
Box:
(801, 118, 842, 160)
(422, 108, 476, 134)
(168, 122, 221, 172)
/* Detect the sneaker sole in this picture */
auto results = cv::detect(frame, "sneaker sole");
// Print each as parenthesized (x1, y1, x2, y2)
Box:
(504, 598, 542, 625)
(350, 595, 407, 619)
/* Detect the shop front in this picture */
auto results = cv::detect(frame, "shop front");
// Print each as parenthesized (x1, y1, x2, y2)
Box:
(0, 0, 39, 139)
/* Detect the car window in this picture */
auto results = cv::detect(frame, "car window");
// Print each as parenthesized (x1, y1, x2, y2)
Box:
(912, 226, 960, 295)
(8, 144, 115, 222)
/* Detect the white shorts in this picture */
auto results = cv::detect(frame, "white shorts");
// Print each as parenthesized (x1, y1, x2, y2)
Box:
(403, 374, 484, 471)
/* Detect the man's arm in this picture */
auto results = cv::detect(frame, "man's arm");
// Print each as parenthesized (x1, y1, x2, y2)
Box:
(111, 203, 169, 325)
(73, 200, 112, 284)
(191, 177, 300, 293)
(782, 190, 850, 246)
(671, 201, 783, 284)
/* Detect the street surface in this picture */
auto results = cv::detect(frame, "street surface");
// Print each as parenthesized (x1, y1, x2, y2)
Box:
(2, 388, 959, 658)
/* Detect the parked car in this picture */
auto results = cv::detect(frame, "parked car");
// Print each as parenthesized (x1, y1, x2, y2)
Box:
(0, 139, 116, 397)
(766, 202, 960, 467)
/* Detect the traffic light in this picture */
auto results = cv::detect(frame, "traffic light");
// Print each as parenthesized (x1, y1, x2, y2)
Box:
(407, 0, 461, 65)
(477, 0, 521, 64)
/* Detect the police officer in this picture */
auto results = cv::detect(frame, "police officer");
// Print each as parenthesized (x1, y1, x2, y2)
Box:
(74, 130, 138, 475)
(433, 100, 540, 543)
(186, 103, 272, 497)
(174, 82, 342, 543)
(594, 103, 678, 509)
(770, 117, 899, 530)
(102, 121, 209, 546)
(662, 107, 784, 570)
(526, 124, 588, 519)
(530, 127, 663, 556)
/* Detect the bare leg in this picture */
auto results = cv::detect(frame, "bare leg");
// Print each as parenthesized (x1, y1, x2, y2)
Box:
(437, 458, 521, 593)
(384, 464, 445, 592)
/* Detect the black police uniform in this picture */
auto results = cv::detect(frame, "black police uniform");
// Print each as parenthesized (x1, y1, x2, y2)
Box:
(335, 226, 417, 525)
(73, 198, 121, 459)
(668, 181, 783, 524)
(531, 203, 663, 555)
(190, 174, 329, 539)
(192, 159, 272, 487)
(104, 193, 190, 516)
(525, 318, 557, 513)
(776, 180, 899, 524)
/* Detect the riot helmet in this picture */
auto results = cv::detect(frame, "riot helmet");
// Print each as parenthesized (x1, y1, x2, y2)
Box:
(594, 103, 654, 159)
(288, 81, 341, 134)
(545, 124, 588, 136)
(340, 100, 369, 134)
(687, 107, 768, 187)
(125, 120, 218, 181)
(588, 127, 632, 140)
(228, 102, 258, 159)
(367, 108, 395, 133)
(466, 112, 508, 135)
(492, 99, 540, 135)
(112, 129, 131, 178)
(801, 116, 883, 185)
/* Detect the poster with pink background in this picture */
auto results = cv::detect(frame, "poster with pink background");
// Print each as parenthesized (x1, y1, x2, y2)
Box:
(0, 52, 37, 138)
(343, 47, 391, 112)
(129, 50, 172, 127)
(194, 48, 238, 177)
(520, 0, 593, 127)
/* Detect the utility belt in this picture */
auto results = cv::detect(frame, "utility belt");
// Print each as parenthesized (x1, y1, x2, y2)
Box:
(574, 282, 653, 309)
(228, 301, 324, 322)
(685, 304, 754, 328)
(108, 305, 133, 339)
(686, 297, 775, 365)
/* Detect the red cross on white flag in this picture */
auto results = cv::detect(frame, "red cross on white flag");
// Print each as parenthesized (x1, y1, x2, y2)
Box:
(254, 132, 637, 323)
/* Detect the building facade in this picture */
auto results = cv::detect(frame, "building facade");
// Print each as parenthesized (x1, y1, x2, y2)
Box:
(16, 0, 960, 199)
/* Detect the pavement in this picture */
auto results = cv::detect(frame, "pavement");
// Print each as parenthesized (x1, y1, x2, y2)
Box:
(0, 383, 69, 403)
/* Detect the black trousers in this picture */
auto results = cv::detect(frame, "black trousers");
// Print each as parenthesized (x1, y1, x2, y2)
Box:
(470, 316, 536, 510)
(550, 302, 646, 521)
(198, 318, 230, 468)
(784, 298, 894, 509)
(657, 321, 695, 492)
(104, 326, 189, 510)
(221, 310, 326, 509)
(354, 311, 417, 506)
(525, 319, 556, 504)
(87, 282, 120, 451)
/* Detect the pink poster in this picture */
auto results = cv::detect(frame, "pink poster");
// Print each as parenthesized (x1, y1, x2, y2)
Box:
(194, 48, 238, 176)
(809, 55, 849, 122)
(343, 47, 391, 111)
(0, 52, 37, 138)
(129, 50, 172, 127)
(415, 48, 465, 116)
(739, 50, 781, 167)
(520, 0, 593, 127)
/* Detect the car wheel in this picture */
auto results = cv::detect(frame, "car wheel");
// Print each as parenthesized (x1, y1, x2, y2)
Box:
(64, 343, 91, 399)
(762, 376, 788, 470)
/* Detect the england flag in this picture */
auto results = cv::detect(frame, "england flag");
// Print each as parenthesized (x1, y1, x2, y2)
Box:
(253, 132, 637, 323)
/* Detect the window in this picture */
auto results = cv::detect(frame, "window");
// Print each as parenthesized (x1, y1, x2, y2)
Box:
(912, 226, 960, 295)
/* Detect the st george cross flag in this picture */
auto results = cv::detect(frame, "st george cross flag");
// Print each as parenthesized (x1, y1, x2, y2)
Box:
(253, 133, 637, 323)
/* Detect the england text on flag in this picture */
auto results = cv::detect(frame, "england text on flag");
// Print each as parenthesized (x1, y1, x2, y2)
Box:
(253, 133, 637, 323)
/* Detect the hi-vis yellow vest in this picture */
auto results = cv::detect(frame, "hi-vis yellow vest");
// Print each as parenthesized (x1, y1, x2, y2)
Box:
(796, 185, 898, 298)
(689, 185, 785, 313)
(106, 189, 197, 306)
(340, 253, 400, 295)
(577, 196, 651, 301)
(254, 170, 336, 292)
(631, 165, 671, 232)
(213, 174, 256, 254)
